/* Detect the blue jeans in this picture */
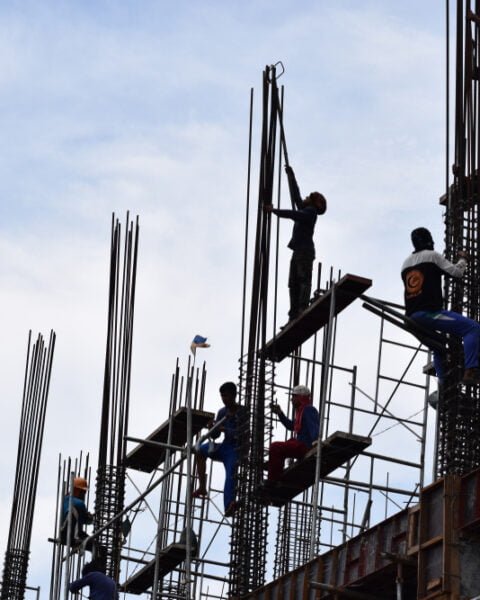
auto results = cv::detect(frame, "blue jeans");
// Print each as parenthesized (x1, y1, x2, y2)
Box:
(411, 309, 480, 380)
(197, 442, 237, 510)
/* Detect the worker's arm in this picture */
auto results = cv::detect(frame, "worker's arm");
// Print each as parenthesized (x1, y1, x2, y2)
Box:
(73, 498, 92, 525)
(285, 165, 303, 209)
(68, 573, 92, 593)
(270, 207, 316, 225)
(271, 404, 294, 431)
(209, 409, 225, 439)
(434, 251, 467, 278)
(270, 402, 293, 430)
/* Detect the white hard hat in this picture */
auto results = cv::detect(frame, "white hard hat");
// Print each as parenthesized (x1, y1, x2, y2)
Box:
(292, 385, 310, 396)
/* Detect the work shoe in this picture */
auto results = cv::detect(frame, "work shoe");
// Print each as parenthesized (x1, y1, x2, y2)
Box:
(224, 501, 238, 517)
(462, 368, 480, 385)
(192, 488, 208, 499)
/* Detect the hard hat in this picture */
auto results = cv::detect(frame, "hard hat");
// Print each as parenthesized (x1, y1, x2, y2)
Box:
(292, 385, 310, 396)
(73, 476, 88, 491)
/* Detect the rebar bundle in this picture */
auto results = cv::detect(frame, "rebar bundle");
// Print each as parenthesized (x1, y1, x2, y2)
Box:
(1, 331, 55, 600)
(229, 65, 284, 597)
(94, 213, 139, 580)
(438, 0, 480, 476)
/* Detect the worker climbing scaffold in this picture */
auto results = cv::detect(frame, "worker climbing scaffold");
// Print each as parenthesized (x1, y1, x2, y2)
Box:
(60, 475, 106, 559)
(401, 227, 480, 386)
(192, 381, 248, 517)
(264, 384, 319, 485)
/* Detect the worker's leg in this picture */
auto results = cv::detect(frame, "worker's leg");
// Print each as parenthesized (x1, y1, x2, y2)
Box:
(288, 254, 300, 320)
(268, 438, 309, 481)
(192, 443, 209, 497)
(296, 251, 314, 314)
(412, 309, 480, 372)
(216, 443, 238, 511)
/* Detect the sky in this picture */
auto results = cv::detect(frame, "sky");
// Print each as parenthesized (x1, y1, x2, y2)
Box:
(0, 1, 451, 596)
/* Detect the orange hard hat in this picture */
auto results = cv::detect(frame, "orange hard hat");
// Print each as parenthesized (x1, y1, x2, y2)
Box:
(73, 477, 88, 491)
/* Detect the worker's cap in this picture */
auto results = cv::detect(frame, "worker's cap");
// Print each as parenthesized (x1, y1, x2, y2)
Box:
(292, 385, 311, 396)
(73, 476, 88, 491)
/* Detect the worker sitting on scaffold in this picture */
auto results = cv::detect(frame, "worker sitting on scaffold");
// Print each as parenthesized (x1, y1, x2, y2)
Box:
(264, 384, 319, 485)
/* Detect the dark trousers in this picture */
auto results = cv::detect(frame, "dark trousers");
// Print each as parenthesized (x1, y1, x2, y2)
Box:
(288, 250, 314, 320)
(268, 438, 309, 481)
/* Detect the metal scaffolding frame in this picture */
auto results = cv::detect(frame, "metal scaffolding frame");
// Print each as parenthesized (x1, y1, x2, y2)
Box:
(119, 358, 235, 600)
(42, 66, 437, 599)
(226, 65, 433, 597)
(437, 0, 480, 477)
(48, 454, 91, 600)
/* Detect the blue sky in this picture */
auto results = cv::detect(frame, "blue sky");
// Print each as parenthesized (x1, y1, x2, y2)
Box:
(0, 1, 449, 595)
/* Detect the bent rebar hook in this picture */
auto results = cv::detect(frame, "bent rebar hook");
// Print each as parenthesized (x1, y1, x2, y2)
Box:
(267, 61, 285, 82)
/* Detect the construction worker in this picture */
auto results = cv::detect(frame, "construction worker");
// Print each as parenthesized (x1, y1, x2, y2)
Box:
(401, 227, 480, 385)
(192, 382, 247, 517)
(266, 385, 319, 482)
(60, 476, 94, 551)
(264, 165, 327, 322)
(68, 557, 118, 599)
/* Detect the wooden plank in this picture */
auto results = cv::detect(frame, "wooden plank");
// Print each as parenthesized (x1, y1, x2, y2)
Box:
(256, 431, 371, 507)
(262, 274, 372, 362)
(125, 407, 214, 473)
(120, 543, 187, 594)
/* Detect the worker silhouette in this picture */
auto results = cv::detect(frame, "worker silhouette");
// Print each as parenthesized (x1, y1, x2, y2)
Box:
(68, 557, 118, 599)
(265, 165, 327, 322)
(265, 385, 319, 484)
(192, 382, 248, 517)
(401, 227, 480, 385)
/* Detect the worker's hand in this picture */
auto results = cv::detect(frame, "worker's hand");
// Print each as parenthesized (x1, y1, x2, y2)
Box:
(263, 204, 273, 213)
(457, 250, 469, 260)
(269, 402, 282, 415)
(206, 419, 215, 429)
(284, 165, 293, 175)
(87, 512, 94, 524)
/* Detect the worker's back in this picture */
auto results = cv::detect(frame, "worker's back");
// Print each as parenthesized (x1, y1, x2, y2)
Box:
(68, 570, 118, 600)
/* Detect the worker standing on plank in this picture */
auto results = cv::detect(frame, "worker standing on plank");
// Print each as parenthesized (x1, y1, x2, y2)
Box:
(266, 385, 319, 483)
(401, 227, 480, 385)
(265, 165, 327, 322)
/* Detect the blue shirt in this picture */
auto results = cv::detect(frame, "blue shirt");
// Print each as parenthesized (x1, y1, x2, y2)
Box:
(62, 496, 90, 525)
(211, 406, 248, 447)
(68, 571, 118, 599)
(279, 405, 319, 448)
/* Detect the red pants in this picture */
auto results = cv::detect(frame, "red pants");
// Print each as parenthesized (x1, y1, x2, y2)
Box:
(268, 438, 309, 481)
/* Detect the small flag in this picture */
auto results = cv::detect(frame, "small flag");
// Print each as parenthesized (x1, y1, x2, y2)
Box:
(190, 335, 210, 355)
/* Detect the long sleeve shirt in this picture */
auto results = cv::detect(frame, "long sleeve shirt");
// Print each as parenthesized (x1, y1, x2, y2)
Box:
(401, 249, 467, 315)
(272, 206, 317, 254)
(68, 571, 118, 600)
(278, 405, 319, 448)
(272, 166, 317, 254)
